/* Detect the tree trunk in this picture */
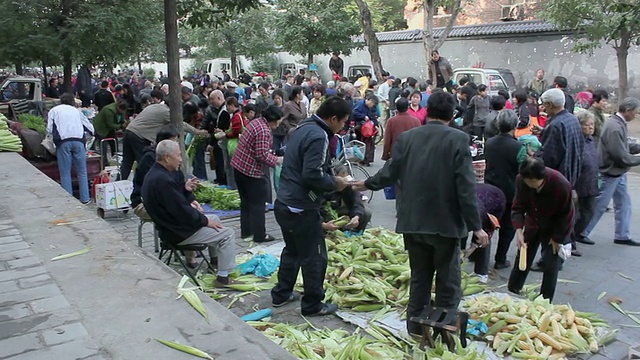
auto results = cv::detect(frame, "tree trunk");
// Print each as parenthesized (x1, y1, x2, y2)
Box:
(423, 0, 436, 79)
(615, 30, 630, 102)
(42, 59, 47, 98)
(15, 62, 24, 76)
(423, 0, 462, 80)
(164, 0, 190, 175)
(307, 52, 314, 67)
(137, 53, 143, 74)
(63, 52, 73, 93)
(354, 0, 384, 81)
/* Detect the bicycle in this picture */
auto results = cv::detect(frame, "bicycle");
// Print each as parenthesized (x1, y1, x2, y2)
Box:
(332, 128, 374, 203)
(374, 122, 384, 145)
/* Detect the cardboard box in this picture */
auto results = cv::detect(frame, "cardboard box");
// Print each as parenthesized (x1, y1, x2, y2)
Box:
(95, 180, 133, 210)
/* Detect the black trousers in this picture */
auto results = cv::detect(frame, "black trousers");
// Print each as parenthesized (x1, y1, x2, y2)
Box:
(573, 196, 595, 243)
(234, 169, 267, 242)
(404, 234, 461, 332)
(271, 200, 327, 315)
(461, 234, 491, 276)
(212, 142, 226, 185)
(494, 201, 516, 264)
(508, 229, 562, 301)
(121, 130, 151, 180)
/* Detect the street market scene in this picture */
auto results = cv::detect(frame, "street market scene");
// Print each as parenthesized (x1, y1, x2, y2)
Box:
(2, 0, 640, 359)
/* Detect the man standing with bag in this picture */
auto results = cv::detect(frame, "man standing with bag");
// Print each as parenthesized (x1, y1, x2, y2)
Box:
(271, 97, 351, 316)
(352, 90, 487, 335)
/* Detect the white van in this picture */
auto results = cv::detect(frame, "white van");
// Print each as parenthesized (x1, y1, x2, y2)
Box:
(452, 68, 510, 96)
(201, 57, 253, 79)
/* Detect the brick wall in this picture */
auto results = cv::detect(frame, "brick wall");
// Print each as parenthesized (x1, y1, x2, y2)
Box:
(405, 0, 542, 30)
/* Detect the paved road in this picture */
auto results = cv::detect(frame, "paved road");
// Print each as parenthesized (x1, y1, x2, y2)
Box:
(97, 143, 640, 360)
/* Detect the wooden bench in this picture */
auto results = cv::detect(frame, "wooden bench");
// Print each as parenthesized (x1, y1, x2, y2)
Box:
(410, 306, 469, 352)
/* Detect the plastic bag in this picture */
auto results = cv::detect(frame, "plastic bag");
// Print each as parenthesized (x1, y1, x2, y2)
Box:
(274, 164, 282, 190)
(236, 254, 280, 277)
(361, 120, 376, 138)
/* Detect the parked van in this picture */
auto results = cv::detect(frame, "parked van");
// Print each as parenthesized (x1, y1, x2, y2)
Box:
(347, 65, 377, 84)
(201, 57, 253, 79)
(452, 68, 510, 96)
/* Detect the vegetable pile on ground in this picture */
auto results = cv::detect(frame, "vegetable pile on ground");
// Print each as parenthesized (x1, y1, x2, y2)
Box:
(324, 228, 488, 311)
(464, 294, 615, 360)
(17, 114, 46, 135)
(194, 182, 241, 210)
(0, 116, 22, 152)
(249, 314, 487, 360)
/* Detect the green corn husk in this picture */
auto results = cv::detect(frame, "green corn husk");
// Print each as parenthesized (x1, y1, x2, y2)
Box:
(155, 339, 214, 359)
(176, 276, 207, 319)
(50, 247, 90, 261)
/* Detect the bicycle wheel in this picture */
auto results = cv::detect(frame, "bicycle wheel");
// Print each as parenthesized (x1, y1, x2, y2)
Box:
(349, 164, 374, 203)
(375, 124, 384, 145)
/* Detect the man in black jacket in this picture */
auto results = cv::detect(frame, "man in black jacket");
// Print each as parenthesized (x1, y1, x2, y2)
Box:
(94, 80, 115, 111)
(271, 97, 351, 316)
(142, 139, 236, 285)
(203, 90, 226, 184)
(353, 91, 488, 335)
(484, 110, 522, 269)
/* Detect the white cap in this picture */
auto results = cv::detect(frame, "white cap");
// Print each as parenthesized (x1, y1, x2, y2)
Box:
(180, 81, 193, 91)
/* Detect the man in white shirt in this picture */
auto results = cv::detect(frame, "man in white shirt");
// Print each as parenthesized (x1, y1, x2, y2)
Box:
(47, 93, 95, 204)
(377, 75, 395, 124)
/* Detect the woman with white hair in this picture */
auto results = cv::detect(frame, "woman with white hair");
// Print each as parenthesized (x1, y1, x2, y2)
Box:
(485, 110, 523, 269)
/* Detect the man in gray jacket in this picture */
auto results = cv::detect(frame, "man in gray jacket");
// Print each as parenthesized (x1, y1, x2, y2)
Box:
(581, 97, 640, 246)
(353, 90, 488, 335)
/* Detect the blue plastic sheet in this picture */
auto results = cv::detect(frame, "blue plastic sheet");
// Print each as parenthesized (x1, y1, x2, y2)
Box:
(466, 319, 488, 337)
(343, 230, 364, 238)
(236, 254, 280, 277)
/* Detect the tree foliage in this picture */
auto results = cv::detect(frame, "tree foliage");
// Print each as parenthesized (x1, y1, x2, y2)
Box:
(346, 0, 408, 32)
(540, 0, 640, 99)
(273, 0, 361, 64)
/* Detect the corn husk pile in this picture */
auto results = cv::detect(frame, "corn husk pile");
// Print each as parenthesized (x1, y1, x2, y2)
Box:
(323, 228, 488, 311)
(0, 115, 22, 152)
(464, 294, 615, 360)
(249, 319, 487, 360)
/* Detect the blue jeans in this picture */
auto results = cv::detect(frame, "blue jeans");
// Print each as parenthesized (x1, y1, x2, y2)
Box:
(57, 141, 90, 203)
(583, 174, 632, 241)
(192, 141, 208, 180)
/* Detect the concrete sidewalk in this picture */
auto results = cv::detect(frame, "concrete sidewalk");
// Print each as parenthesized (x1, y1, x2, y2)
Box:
(0, 152, 294, 360)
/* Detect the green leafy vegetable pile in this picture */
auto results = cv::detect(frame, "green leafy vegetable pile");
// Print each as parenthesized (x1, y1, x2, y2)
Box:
(194, 182, 241, 210)
(17, 114, 46, 135)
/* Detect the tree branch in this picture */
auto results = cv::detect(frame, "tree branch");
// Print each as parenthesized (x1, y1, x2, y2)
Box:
(434, 0, 462, 50)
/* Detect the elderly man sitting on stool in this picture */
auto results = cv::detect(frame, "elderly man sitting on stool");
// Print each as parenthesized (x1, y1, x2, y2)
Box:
(142, 139, 236, 285)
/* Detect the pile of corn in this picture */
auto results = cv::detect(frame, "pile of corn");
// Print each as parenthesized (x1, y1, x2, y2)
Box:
(323, 228, 487, 311)
(249, 320, 487, 360)
(464, 294, 615, 360)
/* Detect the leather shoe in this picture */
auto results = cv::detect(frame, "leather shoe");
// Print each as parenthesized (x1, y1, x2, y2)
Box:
(530, 263, 543, 272)
(494, 261, 511, 270)
(614, 239, 640, 246)
(303, 303, 338, 316)
(576, 236, 595, 245)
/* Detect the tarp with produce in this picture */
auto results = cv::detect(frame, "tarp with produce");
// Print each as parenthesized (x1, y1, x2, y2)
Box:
(169, 227, 617, 360)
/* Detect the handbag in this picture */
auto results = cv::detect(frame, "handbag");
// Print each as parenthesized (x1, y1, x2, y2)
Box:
(361, 119, 376, 138)
(41, 134, 56, 156)
(227, 116, 247, 157)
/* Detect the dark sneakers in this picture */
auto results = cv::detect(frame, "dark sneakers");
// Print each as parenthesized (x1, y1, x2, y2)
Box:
(272, 292, 301, 308)
(576, 236, 595, 245)
(494, 261, 511, 270)
(303, 303, 338, 316)
(614, 239, 640, 246)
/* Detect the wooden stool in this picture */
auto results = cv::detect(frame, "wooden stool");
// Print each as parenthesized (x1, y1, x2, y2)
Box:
(410, 307, 469, 352)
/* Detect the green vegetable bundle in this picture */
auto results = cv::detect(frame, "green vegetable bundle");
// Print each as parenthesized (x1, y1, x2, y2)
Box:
(186, 135, 209, 161)
(17, 114, 46, 135)
(0, 120, 22, 152)
(193, 182, 240, 210)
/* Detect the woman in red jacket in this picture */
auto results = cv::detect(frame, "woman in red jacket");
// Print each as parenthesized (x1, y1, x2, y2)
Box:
(407, 91, 428, 125)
